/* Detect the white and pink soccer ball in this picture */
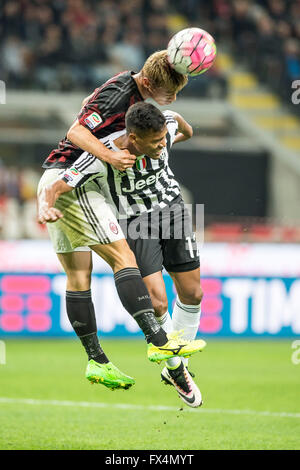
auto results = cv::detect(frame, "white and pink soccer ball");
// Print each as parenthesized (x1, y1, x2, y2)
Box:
(167, 27, 217, 76)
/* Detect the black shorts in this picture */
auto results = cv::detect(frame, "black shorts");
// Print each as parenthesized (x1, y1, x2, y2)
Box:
(120, 196, 200, 278)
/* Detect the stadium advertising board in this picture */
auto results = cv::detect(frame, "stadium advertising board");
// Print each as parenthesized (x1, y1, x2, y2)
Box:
(0, 241, 299, 337)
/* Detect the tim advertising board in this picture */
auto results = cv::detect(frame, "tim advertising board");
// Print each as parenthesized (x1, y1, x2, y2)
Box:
(0, 241, 299, 337)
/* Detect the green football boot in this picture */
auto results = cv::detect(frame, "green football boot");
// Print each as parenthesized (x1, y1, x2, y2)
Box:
(86, 360, 135, 390)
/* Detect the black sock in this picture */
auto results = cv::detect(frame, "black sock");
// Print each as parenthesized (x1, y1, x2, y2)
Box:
(78, 332, 109, 364)
(66, 290, 109, 364)
(114, 268, 168, 346)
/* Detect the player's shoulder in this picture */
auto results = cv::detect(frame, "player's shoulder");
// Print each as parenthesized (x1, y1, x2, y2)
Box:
(91, 71, 139, 112)
(96, 71, 135, 94)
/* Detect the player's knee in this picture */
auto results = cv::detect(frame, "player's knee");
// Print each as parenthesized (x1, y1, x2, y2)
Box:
(195, 285, 204, 304)
(179, 285, 203, 305)
(66, 271, 91, 291)
(104, 243, 138, 272)
(113, 250, 138, 271)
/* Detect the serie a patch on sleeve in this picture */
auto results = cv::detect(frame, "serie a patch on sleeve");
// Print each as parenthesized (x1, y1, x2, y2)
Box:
(62, 167, 84, 187)
(84, 112, 103, 129)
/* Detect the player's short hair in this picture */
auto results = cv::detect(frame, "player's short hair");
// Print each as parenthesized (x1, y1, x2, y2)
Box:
(141, 50, 188, 93)
(125, 102, 166, 136)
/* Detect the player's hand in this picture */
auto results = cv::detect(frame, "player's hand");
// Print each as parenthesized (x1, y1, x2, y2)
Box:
(107, 149, 136, 171)
(38, 204, 64, 224)
(37, 182, 67, 224)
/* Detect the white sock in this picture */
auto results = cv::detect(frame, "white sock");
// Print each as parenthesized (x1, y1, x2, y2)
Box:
(172, 296, 201, 367)
(156, 311, 181, 369)
(156, 311, 173, 334)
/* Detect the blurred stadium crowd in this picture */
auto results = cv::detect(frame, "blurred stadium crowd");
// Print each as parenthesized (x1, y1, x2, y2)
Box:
(220, 0, 300, 110)
(0, 0, 299, 242)
(0, 165, 46, 239)
(0, 0, 217, 92)
(0, 0, 229, 98)
(0, 0, 299, 100)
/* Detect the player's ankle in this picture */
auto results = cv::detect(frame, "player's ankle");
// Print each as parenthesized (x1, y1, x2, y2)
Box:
(168, 362, 184, 376)
(89, 353, 109, 364)
(166, 357, 181, 370)
(147, 329, 168, 346)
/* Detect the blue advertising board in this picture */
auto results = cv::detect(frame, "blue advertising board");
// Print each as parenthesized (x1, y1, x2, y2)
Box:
(0, 272, 299, 337)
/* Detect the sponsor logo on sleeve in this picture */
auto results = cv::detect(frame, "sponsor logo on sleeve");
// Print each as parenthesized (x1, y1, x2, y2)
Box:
(84, 112, 103, 129)
(63, 174, 73, 182)
(109, 221, 119, 235)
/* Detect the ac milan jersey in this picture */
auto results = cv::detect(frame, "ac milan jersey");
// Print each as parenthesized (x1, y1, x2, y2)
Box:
(42, 71, 144, 169)
(61, 112, 181, 218)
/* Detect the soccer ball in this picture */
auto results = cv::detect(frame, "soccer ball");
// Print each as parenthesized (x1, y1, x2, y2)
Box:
(167, 27, 217, 76)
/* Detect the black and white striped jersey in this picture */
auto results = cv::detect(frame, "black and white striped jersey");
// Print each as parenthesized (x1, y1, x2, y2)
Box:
(61, 111, 181, 218)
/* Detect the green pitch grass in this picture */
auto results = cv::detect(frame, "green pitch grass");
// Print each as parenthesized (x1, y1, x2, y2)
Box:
(0, 338, 299, 450)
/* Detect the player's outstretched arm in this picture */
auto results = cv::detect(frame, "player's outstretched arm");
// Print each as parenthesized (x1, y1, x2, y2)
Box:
(167, 111, 193, 144)
(37, 180, 71, 224)
(67, 120, 136, 171)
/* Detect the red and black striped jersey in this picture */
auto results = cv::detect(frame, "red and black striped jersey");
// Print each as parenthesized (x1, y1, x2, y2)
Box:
(42, 71, 144, 169)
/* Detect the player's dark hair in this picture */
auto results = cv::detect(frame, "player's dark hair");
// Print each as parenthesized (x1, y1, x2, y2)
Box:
(125, 102, 166, 136)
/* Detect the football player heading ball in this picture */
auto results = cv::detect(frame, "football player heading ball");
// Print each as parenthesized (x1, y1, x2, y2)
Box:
(38, 101, 206, 408)
(37, 49, 207, 401)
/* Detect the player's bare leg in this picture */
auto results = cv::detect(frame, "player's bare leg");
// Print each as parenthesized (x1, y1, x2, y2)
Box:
(142, 268, 203, 354)
(142, 269, 203, 407)
(57, 249, 135, 389)
(169, 267, 203, 370)
(142, 268, 203, 346)
(143, 271, 180, 368)
(57, 250, 92, 291)
(91, 239, 138, 273)
(161, 268, 203, 406)
(143, 271, 168, 318)
(169, 267, 203, 306)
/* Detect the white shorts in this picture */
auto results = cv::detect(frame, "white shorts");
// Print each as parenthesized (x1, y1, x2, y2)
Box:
(38, 169, 124, 253)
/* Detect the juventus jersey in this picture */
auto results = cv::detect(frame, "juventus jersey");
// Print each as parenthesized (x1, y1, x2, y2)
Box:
(42, 71, 144, 169)
(61, 112, 181, 218)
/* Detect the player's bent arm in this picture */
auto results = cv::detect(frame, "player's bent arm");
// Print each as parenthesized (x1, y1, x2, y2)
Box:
(67, 120, 136, 171)
(37, 180, 72, 224)
(167, 111, 193, 144)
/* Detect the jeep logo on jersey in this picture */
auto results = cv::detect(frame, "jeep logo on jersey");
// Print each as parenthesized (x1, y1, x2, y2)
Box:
(122, 169, 164, 193)
(84, 112, 103, 129)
